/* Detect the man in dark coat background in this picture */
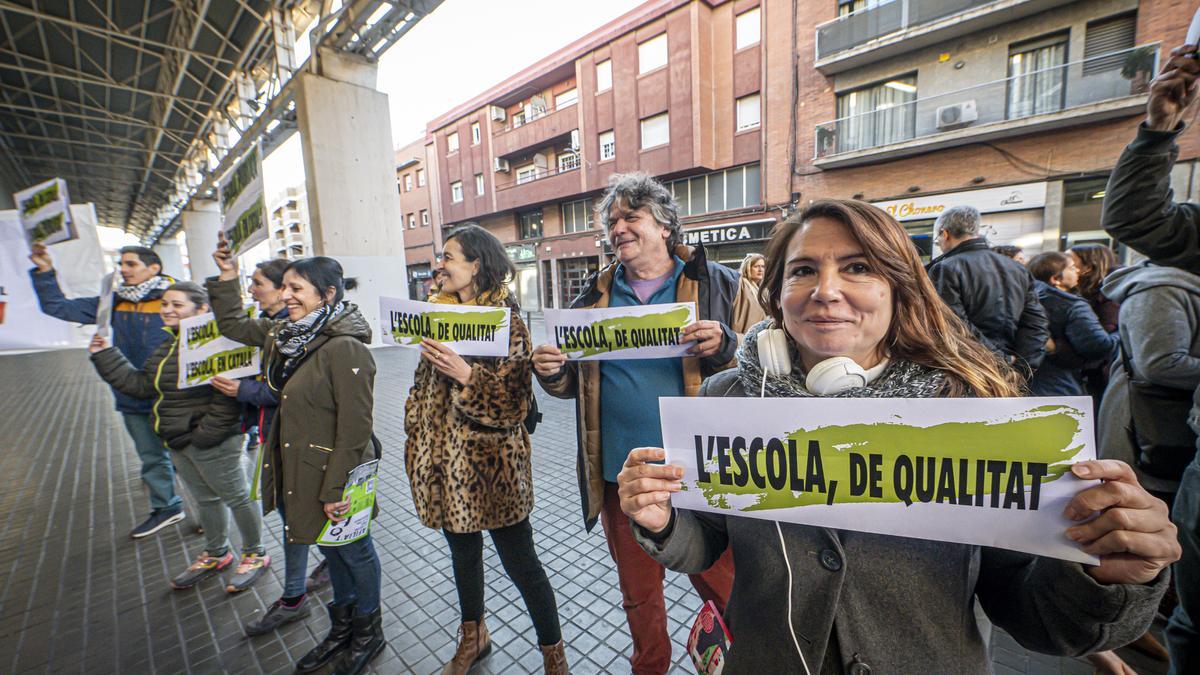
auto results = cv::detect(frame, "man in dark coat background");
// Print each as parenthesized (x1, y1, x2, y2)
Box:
(926, 205, 1050, 378)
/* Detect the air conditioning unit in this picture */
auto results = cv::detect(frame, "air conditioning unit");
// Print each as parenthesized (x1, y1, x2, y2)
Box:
(493, 158, 510, 173)
(489, 105, 506, 122)
(569, 129, 580, 152)
(936, 100, 978, 129)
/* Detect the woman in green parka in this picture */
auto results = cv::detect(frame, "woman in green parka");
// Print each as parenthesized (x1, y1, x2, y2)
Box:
(205, 240, 384, 675)
(89, 281, 269, 593)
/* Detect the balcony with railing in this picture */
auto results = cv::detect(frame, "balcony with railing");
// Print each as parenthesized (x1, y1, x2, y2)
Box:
(492, 98, 579, 158)
(493, 158, 582, 213)
(815, 0, 1074, 73)
(813, 44, 1157, 168)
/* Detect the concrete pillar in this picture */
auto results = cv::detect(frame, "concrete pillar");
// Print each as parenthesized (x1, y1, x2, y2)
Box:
(295, 47, 408, 342)
(153, 234, 186, 279)
(182, 199, 221, 281)
(1041, 180, 1064, 253)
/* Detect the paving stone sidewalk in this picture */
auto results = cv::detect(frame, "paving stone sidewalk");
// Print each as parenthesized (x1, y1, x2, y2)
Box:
(0, 345, 1169, 674)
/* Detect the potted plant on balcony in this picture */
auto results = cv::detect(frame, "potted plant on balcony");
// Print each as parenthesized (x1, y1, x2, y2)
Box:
(1121, 46, 1157, 95)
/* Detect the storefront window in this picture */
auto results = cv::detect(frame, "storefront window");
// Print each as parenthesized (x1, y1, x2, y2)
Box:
(559, 256, 599, 307)
(519, 209, 543, 240)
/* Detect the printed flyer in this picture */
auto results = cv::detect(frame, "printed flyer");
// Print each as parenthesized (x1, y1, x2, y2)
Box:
(379, 296, 510, 357)
(176, 308, 260, 388)
(316, 460, 379, 546)
(660, 396, 1100, 564)
(15, 177, 77, 246)
(544, 302, 696, 361)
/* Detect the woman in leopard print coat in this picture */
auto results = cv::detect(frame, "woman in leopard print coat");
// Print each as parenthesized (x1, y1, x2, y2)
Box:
(403, 224, 567, 675)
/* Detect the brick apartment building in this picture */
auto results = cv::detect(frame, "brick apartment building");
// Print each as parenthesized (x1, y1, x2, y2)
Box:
(395, 138, 439, 299)
(398, 0, 1200, 310)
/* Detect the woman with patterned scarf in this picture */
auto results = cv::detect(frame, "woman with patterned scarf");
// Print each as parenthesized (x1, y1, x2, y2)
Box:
(617, 200, 1180, 673)
(404, 224, 567, 675)
(206, 243, 384, 675)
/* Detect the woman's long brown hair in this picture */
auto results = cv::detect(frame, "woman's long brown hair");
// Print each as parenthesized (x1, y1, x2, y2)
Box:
(758, 199, 1022, 398)
(1069, 243, 1117, 300)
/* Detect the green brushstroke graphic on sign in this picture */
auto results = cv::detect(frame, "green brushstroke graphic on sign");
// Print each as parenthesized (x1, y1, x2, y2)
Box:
(389, 308, 508, 345)
(185, 307, 254, 350)
(696, 404, 1083, 511)
(556, 306, 691, 358)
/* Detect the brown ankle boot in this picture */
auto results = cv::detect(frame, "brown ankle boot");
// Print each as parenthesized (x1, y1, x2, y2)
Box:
(441, 619, 492, 675)
(540, 640, 568, 675)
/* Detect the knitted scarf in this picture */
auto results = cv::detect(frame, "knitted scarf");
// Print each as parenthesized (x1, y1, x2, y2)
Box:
(276, 302, 346, 378)
(428, 284, 511, 307)
(115, 275, 171, 303)
(737, 319, 947, 399)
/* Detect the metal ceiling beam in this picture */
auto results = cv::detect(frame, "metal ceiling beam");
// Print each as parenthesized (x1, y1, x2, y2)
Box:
(0, 1, 238, 68)
(0, 49, 211, 109)
(0, 128, 182, 162)
(14, 153, 175, 177)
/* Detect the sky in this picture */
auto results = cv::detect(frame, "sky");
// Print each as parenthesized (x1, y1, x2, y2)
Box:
(263, 0, 645, 193)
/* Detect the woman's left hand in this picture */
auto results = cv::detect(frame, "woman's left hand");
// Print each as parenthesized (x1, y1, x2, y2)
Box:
(324, 500, 351, 523)
(421, 338, 472, 386)
(1064, 459, 1181, 585)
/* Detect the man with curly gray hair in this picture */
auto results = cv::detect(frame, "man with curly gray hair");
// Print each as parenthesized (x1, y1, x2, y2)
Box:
(532, 171, 738, 673)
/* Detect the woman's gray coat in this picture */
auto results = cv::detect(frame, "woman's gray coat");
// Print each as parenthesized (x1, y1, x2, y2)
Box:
(635, 369, 1167, 674)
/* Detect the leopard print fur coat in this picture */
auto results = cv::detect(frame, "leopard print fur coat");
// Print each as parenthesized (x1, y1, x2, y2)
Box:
(403, 315, 534, 533)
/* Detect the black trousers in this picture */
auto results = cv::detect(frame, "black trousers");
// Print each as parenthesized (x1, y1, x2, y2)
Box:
(443, 517, 562, 646)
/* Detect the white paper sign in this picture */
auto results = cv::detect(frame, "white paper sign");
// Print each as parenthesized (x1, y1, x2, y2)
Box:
(661, 396, 1100, 565)
(544, 302, 697, 361)
(94, 272, 118, 339)
(177, 309, 261, 388)
(380, 296, 510, 357)
(219, 145, 267, 255)
(15, 178, 77, 246)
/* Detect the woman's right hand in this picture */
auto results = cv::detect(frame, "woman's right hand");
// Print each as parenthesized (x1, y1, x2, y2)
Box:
(29, 243, 53, 272)
(213, 232, 238, 281)
(617, 447, 683, 533)
(531, 344, 567, 378)
(88, 333, 108, 354)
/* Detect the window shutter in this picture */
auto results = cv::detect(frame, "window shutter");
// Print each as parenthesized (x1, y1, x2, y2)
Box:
(1083, 13, 1136, 76)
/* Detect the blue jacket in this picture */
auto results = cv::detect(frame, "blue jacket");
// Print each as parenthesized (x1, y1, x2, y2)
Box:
(1030, 280, 1119, 396)
(234, 306, 288, 440)
(29, 268, 170, 414)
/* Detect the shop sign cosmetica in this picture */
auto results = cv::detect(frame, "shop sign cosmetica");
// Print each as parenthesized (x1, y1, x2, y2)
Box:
(661, 395, 1100, 565)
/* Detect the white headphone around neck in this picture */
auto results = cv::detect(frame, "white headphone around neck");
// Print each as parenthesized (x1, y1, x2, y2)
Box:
(756, 328, 886, 396)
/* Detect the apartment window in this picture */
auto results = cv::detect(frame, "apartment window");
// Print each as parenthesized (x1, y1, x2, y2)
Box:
(838, 0, 882, 17)
(1007, 34, 1068, 119)
(562, 198, 594, 233)
(736, 93, 761, 131)
(599, 130, 616, 161)
(471, 122, 481, 145)
(555, 88, 578, 110)
(640, 113, 670, 150)
(407, 213, 416, 229)
(596, 59, 612, 92)
(557, 151, 580, 172)
(667, 163, 761, 217)
(450, 181, 463, 203)
(516, 164, 540, 185)
(638, 34, 668, 74)
(835, 76, 917, 153)
(447, 131, 460, 153)
(512, 109, 527, 127)
(735, 8, 761, 50)
(417, 168, 426, 186)
(404, 173, 413, 191)
(1083, 13, 1135, 76)
(420, 209, 430, 226)
(518, 209, 543, 240)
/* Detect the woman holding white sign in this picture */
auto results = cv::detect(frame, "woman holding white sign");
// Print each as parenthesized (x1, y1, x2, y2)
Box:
(617, 200, 1179, 673)
(88, 281, 269, 592)
(207, 246, 384, 675)
(403, 225, 567, 675)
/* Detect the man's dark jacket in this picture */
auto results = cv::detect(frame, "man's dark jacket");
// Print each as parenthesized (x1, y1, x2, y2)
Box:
(926, 237, 1050, 373)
